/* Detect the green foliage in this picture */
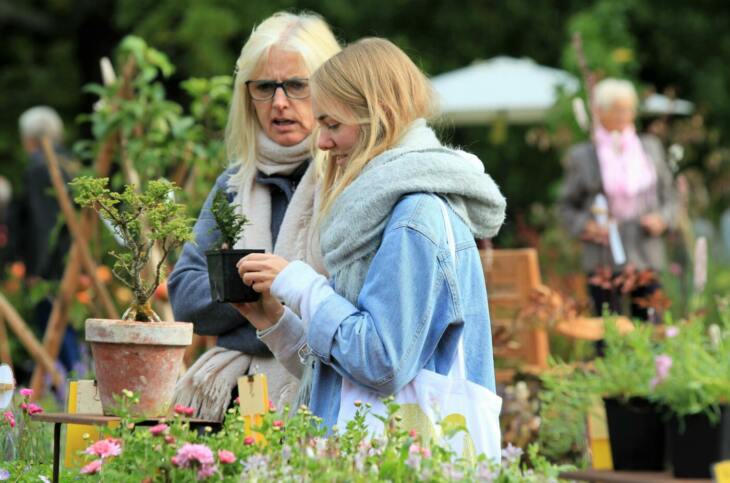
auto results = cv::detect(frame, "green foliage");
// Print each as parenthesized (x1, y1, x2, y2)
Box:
(75, 36, 232, 219)
(592, 320, 657, 399)
(70, 176, 194, 316)
(73, 392, 572, 481)
(210, 190, 248, 249)
(649, 310, 730, 420)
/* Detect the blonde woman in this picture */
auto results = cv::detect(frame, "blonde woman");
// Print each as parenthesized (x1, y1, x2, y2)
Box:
(169, 11, 340, 420)
(236, 38, 506, 450)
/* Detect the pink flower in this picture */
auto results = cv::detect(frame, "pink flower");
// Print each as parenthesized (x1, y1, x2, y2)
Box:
(196, 464, 217, 480)
(174, 404, 195, 417)
(243, 436, 255, 446)
(171, 443, 214, 466)
(3, 411, 15, 428)
(272, 420, 284, 428)
(80, 459, 102, 474)
(172, 444, 216, 480)
(217, 450, 236, 464)
(268, 400, 276, 412)
(164, 435, 176, 445)
(234, 396, 240, 405)
(149, 423, 168, 436)
(650, 354, 673, 389)
(666, 326, 680, 338)
(421, 447, 431, 458)
(85, 438, 122, 458)
(19, 388, 33, 398)
(26, 403, 43, 415)
(409, 429, 417, 438)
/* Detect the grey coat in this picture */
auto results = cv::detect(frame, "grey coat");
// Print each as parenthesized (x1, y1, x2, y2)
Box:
(557, 134, 678, 272)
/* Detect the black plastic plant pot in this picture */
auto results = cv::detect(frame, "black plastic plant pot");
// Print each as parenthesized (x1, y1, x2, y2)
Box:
(205, 249, 264, 303)
(668, 406, 730, 478)
(603, 397, 665, 471)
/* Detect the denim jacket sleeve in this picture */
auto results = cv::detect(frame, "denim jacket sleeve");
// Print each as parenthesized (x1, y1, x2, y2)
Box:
(307, 221, 459, 396)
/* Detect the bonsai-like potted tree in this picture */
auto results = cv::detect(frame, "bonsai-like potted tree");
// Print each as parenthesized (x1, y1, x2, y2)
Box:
(70, 176, 195, 417)
(205, 189, 262, 303)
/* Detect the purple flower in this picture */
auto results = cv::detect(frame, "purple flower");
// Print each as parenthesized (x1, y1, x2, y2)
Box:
(650, 354, 673, 389)
(0, 468, 10, 481)
(501, 443, 523, 465)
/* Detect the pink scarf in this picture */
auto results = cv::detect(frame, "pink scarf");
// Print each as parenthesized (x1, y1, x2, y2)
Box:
(595, 125, 657, 221)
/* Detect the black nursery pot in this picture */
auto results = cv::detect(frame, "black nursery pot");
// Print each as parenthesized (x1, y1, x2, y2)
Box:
(205, 249, 264, 303)
(668, 406, 730, 478)
(603, 397, 665, 471)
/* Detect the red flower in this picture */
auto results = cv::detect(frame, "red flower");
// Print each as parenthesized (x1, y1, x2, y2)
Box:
(174, 404, 195, 417)
(218, 449, 236, 464)
(244, 436, 255, 446)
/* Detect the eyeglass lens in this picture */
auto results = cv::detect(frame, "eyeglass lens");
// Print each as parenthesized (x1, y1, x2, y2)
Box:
(247, 79, 309, 100)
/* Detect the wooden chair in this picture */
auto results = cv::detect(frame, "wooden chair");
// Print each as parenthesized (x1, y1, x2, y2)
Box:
(481, 248, 550, 382)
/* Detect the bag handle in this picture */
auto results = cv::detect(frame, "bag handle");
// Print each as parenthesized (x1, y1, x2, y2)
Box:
(435, 196, 467, 380)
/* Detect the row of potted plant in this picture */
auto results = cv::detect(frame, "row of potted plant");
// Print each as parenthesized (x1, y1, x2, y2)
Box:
(539, 309, 730, 478)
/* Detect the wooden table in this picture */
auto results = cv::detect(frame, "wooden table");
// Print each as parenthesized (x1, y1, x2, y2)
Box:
(559, 469, 711, 483)
(31, 412, 221, 483)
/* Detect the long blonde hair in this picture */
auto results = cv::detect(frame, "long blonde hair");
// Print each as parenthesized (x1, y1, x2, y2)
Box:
(311, 38, 438, 216)
(225, 11, 341, 167)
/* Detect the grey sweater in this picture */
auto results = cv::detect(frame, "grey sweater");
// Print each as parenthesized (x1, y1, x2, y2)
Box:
(168, 163, 308, 355)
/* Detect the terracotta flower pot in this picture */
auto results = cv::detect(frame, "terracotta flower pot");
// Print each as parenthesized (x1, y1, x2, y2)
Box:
(86, 318, 193, 417)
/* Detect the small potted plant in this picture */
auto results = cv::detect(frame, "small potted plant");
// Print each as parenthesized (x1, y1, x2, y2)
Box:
(205, 190, 262, 303)
(591, 320, 666, 471)
(649, 316, 730, 478)
(70, 176, 195, 417)
(539, 319, 666, 470)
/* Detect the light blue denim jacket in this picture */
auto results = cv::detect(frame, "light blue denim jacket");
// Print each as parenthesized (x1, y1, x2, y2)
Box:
(262, 193, 496, 430)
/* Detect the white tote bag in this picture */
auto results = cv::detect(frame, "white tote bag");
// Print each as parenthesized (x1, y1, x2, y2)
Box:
(336, 197, 502, 461)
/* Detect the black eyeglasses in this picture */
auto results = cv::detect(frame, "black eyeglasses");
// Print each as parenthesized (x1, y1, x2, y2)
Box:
(245, 78, 310, 101)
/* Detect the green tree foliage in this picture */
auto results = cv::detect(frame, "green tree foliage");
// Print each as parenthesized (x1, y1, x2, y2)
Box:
(3, 0, 730, 244)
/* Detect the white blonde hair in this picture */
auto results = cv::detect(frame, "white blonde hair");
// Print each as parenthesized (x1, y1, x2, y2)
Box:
(225, 11, 341, 167)
(594, 78, 638, 112)
(19, 106, 64, 142)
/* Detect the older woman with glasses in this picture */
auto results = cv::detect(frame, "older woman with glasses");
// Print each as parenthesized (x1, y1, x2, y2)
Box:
(169, 11, 340, 420)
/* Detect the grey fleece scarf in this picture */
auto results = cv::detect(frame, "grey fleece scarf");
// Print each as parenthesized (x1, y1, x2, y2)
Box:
(319, 119, 506, 304)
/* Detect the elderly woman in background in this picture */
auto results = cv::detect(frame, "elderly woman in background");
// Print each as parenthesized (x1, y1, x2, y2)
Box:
(169, 11, 340, 420)
(12, 106, 82, 379)
(558, 78, 678, 321)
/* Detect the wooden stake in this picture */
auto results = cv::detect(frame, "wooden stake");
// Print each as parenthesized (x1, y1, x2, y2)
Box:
(0, 292, 62, 387)
(0, 311, 11, 366)
(40, 138, 118, 320)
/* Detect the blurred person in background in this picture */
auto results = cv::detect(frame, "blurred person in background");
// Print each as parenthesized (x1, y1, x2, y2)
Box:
(11, 106, 81, 379)
(558, 78, 678, 322)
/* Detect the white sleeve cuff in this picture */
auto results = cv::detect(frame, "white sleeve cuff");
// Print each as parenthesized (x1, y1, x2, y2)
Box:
(271, 260, 335, 323)
(256, 306, 306, 379)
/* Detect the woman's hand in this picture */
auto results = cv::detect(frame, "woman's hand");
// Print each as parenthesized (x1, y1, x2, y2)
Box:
(640, 213, 667, 237)
(580, 220, 609, 245)
(231, 292, 284, 331)
(237, 253, 290, 293)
